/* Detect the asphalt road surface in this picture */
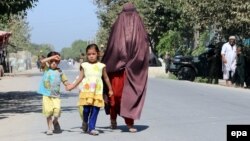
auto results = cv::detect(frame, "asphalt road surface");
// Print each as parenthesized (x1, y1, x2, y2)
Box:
(0, 62, 250, 141)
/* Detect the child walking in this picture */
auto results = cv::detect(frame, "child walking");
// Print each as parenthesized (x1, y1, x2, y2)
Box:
(37, 51, 69, 135)
(67, 44, 113, 135)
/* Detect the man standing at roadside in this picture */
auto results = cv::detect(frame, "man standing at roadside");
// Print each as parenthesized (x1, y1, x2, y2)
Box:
(164, 52, 171, 73)
(221, 36, 237, 86)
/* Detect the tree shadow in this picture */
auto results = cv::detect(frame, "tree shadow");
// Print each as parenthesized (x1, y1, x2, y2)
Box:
(5, 72, 43, 77)
(0, 91, 42, 114)
(0, 115, 8, 119)
(41, 129, 82, 135)
(0, 91, 77, 119)
(61, 92, 78, 99)
(61, 106, 78, 112)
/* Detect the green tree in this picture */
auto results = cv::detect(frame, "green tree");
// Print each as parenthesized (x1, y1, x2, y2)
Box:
(1, 0, 38, 54)
(1, 15, 54, 57)
(71, 40, 88, 59)
(0, 0, 38, 27)
(5, 16, 31, 53)
(61, 47, 73, 59)
(141, 0, 184, 46)
(60, 40, 87, 60)
(94, 0, 250, 56)
(0, 0, 38, 15)
(94, 0, 192, 50)
(192, 31, 209, 56)
(29, 43, 54, 57)
(181, 0, 250, 38)
(156, 30, 183, 56)
(94, 0, 143, 46)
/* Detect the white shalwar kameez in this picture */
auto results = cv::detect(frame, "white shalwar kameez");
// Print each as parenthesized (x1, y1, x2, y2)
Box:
(221, 42, 237, 80)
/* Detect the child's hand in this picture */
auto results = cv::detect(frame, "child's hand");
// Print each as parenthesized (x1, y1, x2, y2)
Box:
(108, 90, 113, 97)
(66, 84, 74, 91)
(52, 55, 61, 61)
(65, 85, 70, 91)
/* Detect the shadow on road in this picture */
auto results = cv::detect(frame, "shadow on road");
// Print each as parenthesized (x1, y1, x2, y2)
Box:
(4, 72, 43, 77)
(0, 91, 77, 119)
(98, 125, 149, 133)
(0, 91, 42, 115)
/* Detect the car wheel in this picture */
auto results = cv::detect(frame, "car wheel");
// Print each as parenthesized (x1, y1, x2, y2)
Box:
(177, 67, 196, 81)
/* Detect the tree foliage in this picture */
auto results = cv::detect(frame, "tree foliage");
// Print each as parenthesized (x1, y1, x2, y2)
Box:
(0, 0, 38, 27)
(0, 0, 39, 55)
(192, 31, 209, 56)
(1, 15, 53, 57)
(156, 30, 183, 56)
(94, 0, 250, 55)
(29, 43, 54, 57)
(4, 16, 31, 53)
(60, 40, 88, 60)
(93, 0, 142, 45)
(140, 0, 184, 46)
(0, 0, 38, 16)
(181, 0, 250, 37)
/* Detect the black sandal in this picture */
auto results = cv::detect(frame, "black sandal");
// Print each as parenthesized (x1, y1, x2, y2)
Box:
(53, 121, 62, 133)
(82, 121, 88, 132)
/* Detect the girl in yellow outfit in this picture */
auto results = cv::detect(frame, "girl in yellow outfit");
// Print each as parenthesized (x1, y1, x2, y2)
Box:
(67, 44, 113, 135)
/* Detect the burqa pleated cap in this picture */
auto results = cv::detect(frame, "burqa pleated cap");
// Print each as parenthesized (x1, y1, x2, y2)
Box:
(122, 3, 136, 12)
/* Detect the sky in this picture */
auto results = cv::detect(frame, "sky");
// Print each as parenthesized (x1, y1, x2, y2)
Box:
(27, 0, 99, 52)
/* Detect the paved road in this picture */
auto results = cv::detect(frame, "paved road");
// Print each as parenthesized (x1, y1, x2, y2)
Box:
(0, 65, 250, 141)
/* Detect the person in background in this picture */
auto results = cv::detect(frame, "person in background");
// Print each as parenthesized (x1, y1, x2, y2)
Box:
(79, 53, 85, 64)
(221, 36, 237, 86)
(164, 52, 171, 73)
(233, 47, 245, 87)
(39, 55, 45, 72)
(37, 55, 41, 69)
(207, 47, 220, 84)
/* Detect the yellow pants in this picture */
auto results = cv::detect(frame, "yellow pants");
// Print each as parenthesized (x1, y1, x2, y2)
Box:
(78, 105, 83, 120)
(42, 96, 61, 117)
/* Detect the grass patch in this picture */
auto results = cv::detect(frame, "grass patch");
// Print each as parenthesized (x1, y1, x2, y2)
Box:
(194, 77, 208, 83)
(168, 73, 177, 80)
(157, 72, 178, 80)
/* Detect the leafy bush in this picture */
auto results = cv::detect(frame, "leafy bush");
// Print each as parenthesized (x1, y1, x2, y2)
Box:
(156, 30, 184, 57)
(192, 31, 209, 56)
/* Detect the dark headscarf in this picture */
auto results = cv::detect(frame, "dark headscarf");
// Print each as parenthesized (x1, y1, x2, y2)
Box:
(102, 3, 149, 120)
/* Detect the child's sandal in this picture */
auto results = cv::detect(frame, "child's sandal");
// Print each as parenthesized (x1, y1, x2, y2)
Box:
(82, 122, 88, 133)
(53, 121, 62, 133)
(46, 130, 53, 135)
(89, 130, 99, 136)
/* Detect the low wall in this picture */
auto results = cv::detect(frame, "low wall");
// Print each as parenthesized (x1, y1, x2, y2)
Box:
(9, 51, 35, 72)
